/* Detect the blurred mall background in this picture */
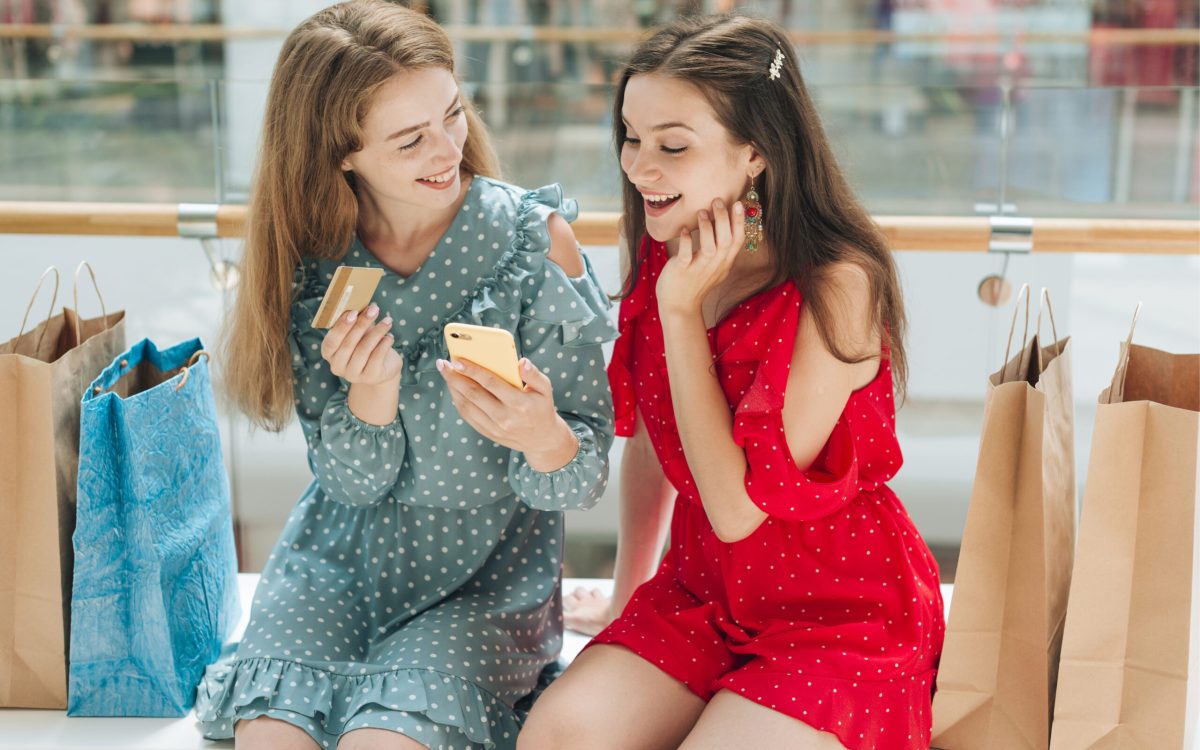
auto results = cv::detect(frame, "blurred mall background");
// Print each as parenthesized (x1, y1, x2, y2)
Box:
(1, 0, 1197, 580)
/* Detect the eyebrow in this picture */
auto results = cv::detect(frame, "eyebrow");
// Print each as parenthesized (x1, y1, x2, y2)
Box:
(385, 95, 463, 141)
(621, 116, 696, 133)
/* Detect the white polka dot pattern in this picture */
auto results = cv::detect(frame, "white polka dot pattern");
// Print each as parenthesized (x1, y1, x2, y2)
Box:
(195, 179, 615, 749)
(592, 236, 946, 750)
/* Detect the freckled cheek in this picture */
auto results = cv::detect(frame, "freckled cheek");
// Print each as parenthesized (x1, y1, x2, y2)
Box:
(379, 151, 418, 184)
(352, 151, 395, 186)
(373, 154, 427, 192)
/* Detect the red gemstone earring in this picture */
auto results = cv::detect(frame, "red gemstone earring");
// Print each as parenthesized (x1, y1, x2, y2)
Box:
(743, 178, 762, 252)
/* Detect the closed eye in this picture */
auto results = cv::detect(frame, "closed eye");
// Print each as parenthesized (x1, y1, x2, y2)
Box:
(400, 105, 464, 152)
(623, 137, 685, 156)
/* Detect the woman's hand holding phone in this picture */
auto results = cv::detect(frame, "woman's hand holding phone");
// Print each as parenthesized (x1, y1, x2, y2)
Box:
(437, 356, 579, 473)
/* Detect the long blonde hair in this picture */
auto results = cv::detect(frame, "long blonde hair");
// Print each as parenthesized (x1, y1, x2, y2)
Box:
(223, 0, 499, 431)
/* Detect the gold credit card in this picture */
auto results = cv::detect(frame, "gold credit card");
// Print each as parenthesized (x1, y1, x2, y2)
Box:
(311, 265, 385, 328)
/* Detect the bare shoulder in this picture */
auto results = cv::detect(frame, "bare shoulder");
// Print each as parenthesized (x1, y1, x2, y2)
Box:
(824, 260, 872, 313)
(546, 212, 585, 277)
(810, 259, 880, 359)
(779, 260, 882, 469)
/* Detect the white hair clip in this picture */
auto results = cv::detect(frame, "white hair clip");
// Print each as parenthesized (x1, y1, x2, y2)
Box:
(768, 47, 785, 81)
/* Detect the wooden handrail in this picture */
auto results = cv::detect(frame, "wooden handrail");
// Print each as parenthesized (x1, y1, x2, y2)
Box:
(0, 201, 1196, 254)
(0, 24, 1197, 47)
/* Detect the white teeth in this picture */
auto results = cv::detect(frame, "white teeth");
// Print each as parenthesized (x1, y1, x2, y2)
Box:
(644, 193, 680, 205)
(421, 167, 456, 183)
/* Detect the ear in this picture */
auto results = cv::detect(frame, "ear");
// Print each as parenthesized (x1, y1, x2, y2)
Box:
(341, 158, 353, 172)
(745, 143, 767, 180)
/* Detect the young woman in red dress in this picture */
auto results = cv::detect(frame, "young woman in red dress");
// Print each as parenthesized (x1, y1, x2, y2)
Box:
(520, 13, 944, 750)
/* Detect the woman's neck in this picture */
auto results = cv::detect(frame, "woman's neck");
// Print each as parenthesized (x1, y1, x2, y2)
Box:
(355, 174, 473, 270)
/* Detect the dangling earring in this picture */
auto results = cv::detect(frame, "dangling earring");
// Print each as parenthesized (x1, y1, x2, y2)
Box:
(743, 178, 762, 253)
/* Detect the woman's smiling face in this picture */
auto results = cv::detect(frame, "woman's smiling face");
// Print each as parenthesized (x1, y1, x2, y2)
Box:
(619, 73, 763, 243)
(341, 67, 469, 211)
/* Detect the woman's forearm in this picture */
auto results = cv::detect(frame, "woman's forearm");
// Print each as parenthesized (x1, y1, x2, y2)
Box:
(661, 311, 766, 542)
(609, 429, 676, 612)
(347, 377, 402, 426)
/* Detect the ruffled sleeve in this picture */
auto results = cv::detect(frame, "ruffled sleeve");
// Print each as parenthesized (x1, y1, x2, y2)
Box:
(288, 269, 407, 508)
(730, 288, 860, 521)
(503, 185, 618, 511)
(606, 237, 654, 438)
(386, 184, 613, 388)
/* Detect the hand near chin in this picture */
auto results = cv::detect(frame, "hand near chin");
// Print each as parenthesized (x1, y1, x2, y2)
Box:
(656, 198, 746, 319)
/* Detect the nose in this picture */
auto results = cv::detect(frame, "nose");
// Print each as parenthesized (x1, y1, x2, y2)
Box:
(621, 145, 659, 186)
(433, 122, 463, 164)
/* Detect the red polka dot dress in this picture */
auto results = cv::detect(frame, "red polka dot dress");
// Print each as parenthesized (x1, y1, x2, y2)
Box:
(586, 237, 945, 750)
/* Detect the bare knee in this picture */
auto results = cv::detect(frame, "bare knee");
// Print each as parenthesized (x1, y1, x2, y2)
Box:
(518, 683, 584, 750)
(337, 727, 430, 750)
(520, 645, 704, 750)
(235, 716, 320, 750)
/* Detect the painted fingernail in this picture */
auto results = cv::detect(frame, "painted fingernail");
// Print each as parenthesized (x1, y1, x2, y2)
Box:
(699, 210, 710, 221)
(734, 202, 744, 215)
(714, 199, 725, 210)
(366, 303, 379, 318)
(435, 359, 446, 372)
(451, 361, 465, 371)
(381, 316, 392, 327)
(346, 310, 358, 323)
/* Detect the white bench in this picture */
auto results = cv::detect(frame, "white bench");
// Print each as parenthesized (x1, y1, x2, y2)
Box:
(0, 575, 954, 749)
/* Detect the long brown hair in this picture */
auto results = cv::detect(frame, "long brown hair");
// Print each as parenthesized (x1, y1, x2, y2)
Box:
(615, 14, 908, 399)
(223, 0, 499, 431)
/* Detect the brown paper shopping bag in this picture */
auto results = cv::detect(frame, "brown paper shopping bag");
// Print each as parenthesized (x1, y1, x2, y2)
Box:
(1050, 306, 1200, 750)
(932, 287, 1076, 750)
(0, 264, 125, 708)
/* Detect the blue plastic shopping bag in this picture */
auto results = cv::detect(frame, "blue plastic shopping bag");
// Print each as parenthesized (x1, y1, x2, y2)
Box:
(68, 337, 239, 717)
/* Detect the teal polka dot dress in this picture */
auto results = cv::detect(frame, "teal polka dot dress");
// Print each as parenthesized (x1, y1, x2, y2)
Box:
(196, 178, 617, 749)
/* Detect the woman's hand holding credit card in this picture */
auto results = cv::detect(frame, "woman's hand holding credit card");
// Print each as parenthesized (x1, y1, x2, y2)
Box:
(314, 266, 402, 425)
(312, 266, 385, 328)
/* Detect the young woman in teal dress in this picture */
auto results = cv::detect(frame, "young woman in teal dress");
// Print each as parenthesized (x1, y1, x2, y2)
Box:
(198, 3, 616, 749)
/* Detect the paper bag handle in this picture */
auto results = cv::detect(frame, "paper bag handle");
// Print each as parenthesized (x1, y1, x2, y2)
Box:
(1002, 283, 1032, 369)
(1034, 287, 1063, 373)
(174, 350, 210, 392)
(14, 266, 60, 356)
(1105, 303, 1142, 405)
(72, 261, 109, 342)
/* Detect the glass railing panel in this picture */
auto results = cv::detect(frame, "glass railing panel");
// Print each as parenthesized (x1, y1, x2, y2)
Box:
(0, 78, 220, 203)
(1004, 85, 1199, 218)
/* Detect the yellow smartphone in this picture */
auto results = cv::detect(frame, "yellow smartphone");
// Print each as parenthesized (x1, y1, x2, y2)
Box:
(443, 322, 523, 389)
(312, 266, 385, 328)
